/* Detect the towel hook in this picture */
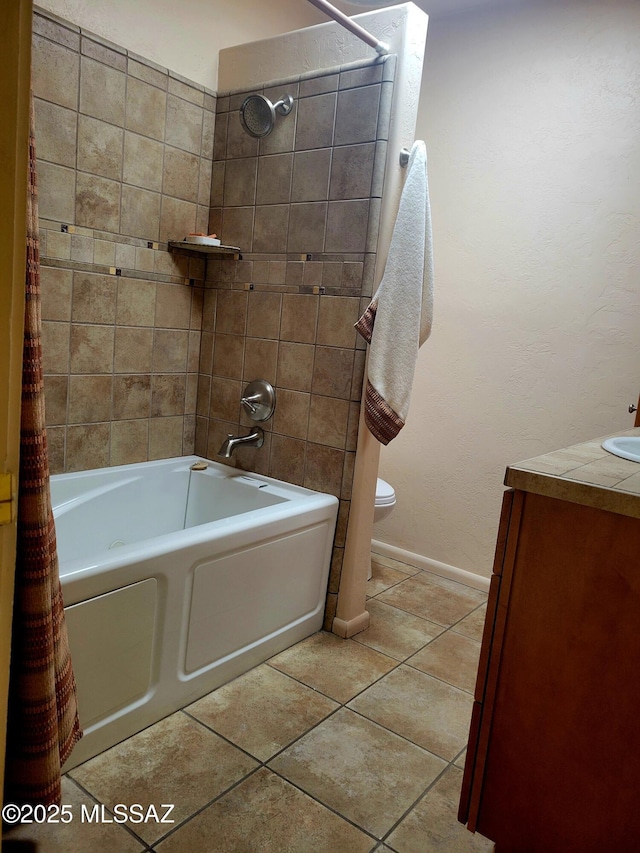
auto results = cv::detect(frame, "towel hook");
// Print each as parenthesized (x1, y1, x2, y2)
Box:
(399, 147, 410, 168)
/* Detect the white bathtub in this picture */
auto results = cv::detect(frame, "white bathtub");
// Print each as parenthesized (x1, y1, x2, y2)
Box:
(51, 456, 338, 769)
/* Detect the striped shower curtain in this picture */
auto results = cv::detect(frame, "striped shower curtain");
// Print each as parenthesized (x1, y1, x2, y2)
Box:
(4, 96, 82, 806)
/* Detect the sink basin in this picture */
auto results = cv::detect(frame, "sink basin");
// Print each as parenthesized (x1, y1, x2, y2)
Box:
(601, 436, 640, 463)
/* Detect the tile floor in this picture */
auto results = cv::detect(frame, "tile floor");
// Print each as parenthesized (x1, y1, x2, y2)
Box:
(4, 553, 494, 853)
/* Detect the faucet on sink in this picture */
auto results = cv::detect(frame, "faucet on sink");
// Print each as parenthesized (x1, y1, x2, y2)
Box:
(218, 427, 264, 459)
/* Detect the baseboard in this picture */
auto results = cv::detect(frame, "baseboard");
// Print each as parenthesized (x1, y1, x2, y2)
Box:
(371, 539, 491, 593)
(332, 610, 370, 639)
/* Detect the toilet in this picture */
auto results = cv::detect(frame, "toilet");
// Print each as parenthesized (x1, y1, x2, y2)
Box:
(374, 477, 396, 524)
(369, 478, 396, 580)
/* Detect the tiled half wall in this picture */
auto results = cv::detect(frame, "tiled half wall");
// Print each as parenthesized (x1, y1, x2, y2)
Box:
(197, 58, 396, 626)
(32, 7, 215, 472)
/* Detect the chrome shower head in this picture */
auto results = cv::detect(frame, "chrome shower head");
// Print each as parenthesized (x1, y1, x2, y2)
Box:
(240, 93, 294, 138)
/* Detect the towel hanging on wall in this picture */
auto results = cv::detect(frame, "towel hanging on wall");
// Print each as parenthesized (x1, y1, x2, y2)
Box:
(355, 139, 434, 444)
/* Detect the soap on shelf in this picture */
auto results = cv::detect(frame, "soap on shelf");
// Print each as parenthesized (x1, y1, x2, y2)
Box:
(183, 233, 221, 246)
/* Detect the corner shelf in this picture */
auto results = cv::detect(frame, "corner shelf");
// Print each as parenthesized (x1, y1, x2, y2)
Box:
(169, 241, 242, 259)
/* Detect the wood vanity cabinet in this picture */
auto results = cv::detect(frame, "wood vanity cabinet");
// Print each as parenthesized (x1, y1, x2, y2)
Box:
(459, 487, 640, 853)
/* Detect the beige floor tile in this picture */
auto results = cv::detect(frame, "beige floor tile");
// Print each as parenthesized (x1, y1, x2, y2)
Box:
(354, 599, 444, 661)
(452, 603, 488, 642)
(370, 553, 422, 575)
(407, 630, 482, 693)
(2, 776, 144, 853)
(386, 765, 493, 853)
(347, 665, 473, 761)
(269, 707, 446, 839)
(155, 767, 376, 853)
(367, 561, 414, 597)
(69, 711, 257, 844)
(268, 631, 397, 703)
(186, 663, 339, 761)
(377, 573, 486, 627)
(454, 747, 467, 769)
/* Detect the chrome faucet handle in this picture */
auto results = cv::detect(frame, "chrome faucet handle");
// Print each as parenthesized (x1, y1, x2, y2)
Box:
(240, 380, 276, 422)
(241, 393, 262, 415)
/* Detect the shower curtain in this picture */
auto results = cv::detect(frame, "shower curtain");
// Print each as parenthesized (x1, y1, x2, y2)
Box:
(4, 96, 82, 806)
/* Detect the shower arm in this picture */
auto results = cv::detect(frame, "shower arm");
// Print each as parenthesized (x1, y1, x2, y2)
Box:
(305, 0, 390, 56)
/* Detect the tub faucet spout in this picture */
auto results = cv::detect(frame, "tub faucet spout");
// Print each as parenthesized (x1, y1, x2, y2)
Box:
(218, 427, 264, 459)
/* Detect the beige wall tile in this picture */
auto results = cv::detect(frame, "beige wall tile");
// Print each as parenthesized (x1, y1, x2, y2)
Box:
(123, 131, 164, 192)
(31, 35, 79, 110)
(325, 199, 370, 253)
(213, 334, 245, 379)
(45, 230, 72, 260)
(312, 346, 354, 399)
(33, 13, 79, 51)
(68, 374, 112, 423)
(246, 291, 282, 340)
(291, 149, 331, 202)
(155, 282, 193, 329)
(272, 389, 310, 440)
(47, 426, 66, 474)
(280, 294, 319, 344)
(41, 266, 72, 321)
(215, 290, 248, 335)
(168, 75, 204, 106)
(317, 296, 359, 348)
(116, 278, 157, 326)
(34, 98, 77, 168)
(148, 416, 184, 460)
(329, 142, 375, 200)
(113, 374, 151, 419)
(38, 161, 76, 223)
(125, 76, 167, 141)
(220, 206, 254, 251)
(209, 377, 241, 421)
(223, 157, 258, 207)
(43, 375, 69, 425)
(76, 171, 121, 231)
(334, 85, 380, 145)
(66, 422, 110, 471)
(159, 195, 197, 243)
(110, 419, 149, 466)
(77, 114, 123, 181)
(253, 205, 290, 254)
(286, 202, 326, 254)
(120, 184, 161, 241)
(71, 272, 117, 324)
(70, 233, 94, 263)
(243, 338, 278, 385)
(308, 395, 349, 449)
(163, 146, 200, 203)
(70, 324, 114, 374)
(165, 94, 204, 155)
(79, 56, 126, 125)
(304, 443, 344, 498)
(153, 329, 190, 373)
(42, 321, 71, 374)
(294, 92, 336, 151)
(151, 374, 187, 417)
(269, 434, 306, 485)
(277, 342, 314, 392)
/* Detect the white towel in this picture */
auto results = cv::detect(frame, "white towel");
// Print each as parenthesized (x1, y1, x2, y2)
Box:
(355, 140, 433, 444)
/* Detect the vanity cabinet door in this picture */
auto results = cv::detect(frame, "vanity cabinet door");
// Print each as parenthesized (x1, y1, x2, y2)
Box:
(459, 488, 523, 828)
(461, 491, 640, 852)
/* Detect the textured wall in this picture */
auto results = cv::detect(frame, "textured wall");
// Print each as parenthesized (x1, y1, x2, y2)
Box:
(33, 0, 326, 89)
(375, 0, 640, 577)
(33, 9, 214, 472)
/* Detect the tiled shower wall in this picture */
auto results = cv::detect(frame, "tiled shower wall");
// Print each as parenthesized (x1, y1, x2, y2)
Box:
(197, 59, 395, 626)
(32, 7, 215, 472)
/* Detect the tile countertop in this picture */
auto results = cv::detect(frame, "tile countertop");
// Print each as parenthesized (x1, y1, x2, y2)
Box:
(505, 426, 640, 520)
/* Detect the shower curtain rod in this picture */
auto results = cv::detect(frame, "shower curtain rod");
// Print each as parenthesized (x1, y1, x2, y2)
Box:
(305, 0, 390, 55)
